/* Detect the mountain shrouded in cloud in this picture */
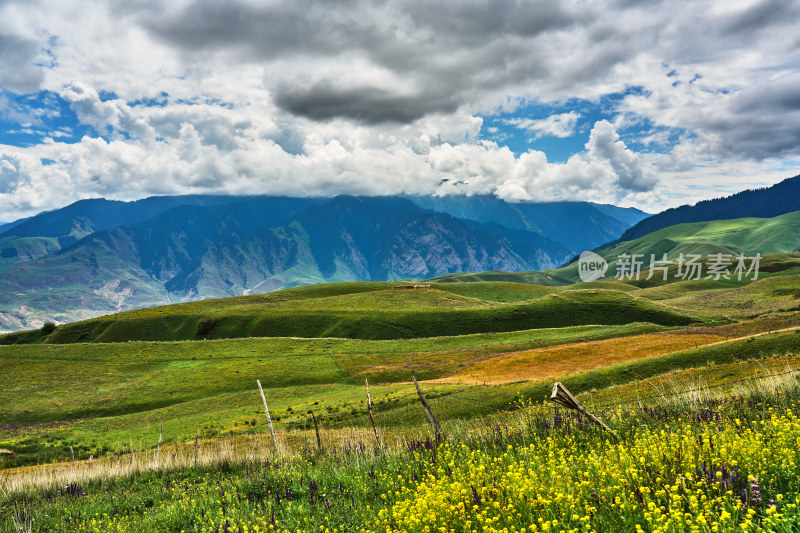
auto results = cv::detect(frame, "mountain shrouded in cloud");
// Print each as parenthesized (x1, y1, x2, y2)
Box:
(0, 0, 798, 221)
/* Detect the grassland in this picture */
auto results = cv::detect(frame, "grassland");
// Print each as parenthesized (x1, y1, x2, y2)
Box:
(4, 377, 800, 532)
(0, 321, 670, 469)
(0, 295, 798, 474)
(3, 252, 800, 532)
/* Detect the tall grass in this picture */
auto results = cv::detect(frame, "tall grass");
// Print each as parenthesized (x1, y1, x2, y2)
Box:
(4, 385, 800, 532)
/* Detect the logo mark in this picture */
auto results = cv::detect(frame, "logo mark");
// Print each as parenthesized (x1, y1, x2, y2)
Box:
(578, 251, 608, 282)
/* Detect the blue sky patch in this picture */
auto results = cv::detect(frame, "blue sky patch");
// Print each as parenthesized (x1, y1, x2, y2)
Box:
(0, 90, 97, 147)
(478, 87, 686, 162)
(130, 92, 170, 108)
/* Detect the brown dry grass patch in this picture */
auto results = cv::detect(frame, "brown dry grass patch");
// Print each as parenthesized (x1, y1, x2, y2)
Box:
(436, 332, 725, 385)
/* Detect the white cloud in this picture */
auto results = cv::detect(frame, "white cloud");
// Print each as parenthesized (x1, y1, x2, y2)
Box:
(1, 108, 661, 219)
(506, 112, 581, 139)
(586, 120, 658, 192)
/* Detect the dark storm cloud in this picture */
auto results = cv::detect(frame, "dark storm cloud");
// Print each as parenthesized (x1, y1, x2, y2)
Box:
(0, 32, 44, 93)
(401, 0, 575, 43)
(274, 82, 462, 124)
(145, 0, 577, 59)
(144, 0, 366, 57)
(719, 73, 800, 160)
(722, 0, 800, 36)
(143, 0, 587, 123)
(731, 75, 800, 114)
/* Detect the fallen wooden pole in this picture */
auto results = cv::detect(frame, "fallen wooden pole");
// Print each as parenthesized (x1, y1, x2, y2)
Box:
(549, 382, 618, 439)
(412, 375, 444, 442)
(257, 379, 279, 453)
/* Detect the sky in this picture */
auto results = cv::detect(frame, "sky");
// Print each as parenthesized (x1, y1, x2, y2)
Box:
(1, 0, 799, 221)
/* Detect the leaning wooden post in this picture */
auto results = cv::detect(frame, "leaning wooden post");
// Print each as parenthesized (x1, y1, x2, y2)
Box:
(412, 375, 444, 442)
(364, 378, 381, 448)
(549, 382, 618, 439)
(257, 380, 279, 453)
(156, 421, 163, 470)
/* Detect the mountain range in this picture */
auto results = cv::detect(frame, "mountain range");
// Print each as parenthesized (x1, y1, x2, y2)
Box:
(0, 195, 647, 331)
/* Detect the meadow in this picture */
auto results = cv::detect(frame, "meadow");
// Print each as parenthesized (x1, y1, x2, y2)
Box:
(2, 257, 800, 531)
(4, 386, 800, 532)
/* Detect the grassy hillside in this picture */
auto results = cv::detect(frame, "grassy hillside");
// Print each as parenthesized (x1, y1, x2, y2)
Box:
(0, 322, 669, 460)
(619, 173, 800, 241)
(552, 211, 800, 283)
(7, 386, 800, 532)
(0, 283, 694, 344)
(639, 274, 800, 318)
(1, 307, 798, 470)
(609, 211, 800, 262)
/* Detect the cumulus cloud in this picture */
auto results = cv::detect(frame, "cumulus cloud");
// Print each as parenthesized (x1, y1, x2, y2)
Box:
(0, 90, 660, 220)
(586, 120, 658, 192)
(60, 82, 156, 142)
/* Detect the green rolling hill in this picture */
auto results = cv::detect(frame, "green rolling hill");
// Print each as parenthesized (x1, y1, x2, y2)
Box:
(0, 282, 694, 344)
(619, 173, 800, 241)
(552, 210, 800, 284)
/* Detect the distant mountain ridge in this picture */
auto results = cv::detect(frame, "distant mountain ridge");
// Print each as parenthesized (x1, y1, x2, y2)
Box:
(407, 195, 646, 253)
(0, 194, 646, 331)
(620, 174, 800, 241)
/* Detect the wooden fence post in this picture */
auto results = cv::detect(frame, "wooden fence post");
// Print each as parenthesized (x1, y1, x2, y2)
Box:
(412, 375, 444, 441)
(257, 379, 279, 453)
(311, 411, 323, 453)
(216, 422, 221, 460)
(365, 378, 381, 448)
(156, 421, 163, 470)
